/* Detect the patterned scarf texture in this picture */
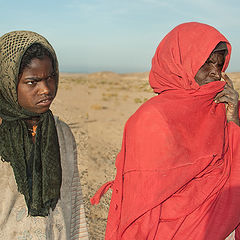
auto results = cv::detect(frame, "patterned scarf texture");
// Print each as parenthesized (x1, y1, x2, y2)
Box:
(0, 31, 61, 216)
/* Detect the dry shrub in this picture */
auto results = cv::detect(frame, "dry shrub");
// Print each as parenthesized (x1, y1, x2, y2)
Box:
(90, 104, 107, 110)
(89, 84, 96, 88)
(134, 98, 142, 103)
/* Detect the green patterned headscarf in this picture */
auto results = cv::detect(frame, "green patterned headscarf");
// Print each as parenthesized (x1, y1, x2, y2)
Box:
(0, 31, 61, 216)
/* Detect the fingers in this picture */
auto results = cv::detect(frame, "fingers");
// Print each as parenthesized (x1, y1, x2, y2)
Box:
(215, 73, 239, 106)
(215, 85, 239, 106)
(215, 84, 234, 98)
(222, 72, 234, 88)
(215, 95, 235, 106)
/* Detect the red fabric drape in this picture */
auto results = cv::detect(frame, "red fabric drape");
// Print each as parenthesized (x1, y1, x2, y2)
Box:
(91, 22, 240, 239)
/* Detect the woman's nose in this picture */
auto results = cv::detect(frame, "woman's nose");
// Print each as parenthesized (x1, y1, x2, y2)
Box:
(209, 66, 221, 80)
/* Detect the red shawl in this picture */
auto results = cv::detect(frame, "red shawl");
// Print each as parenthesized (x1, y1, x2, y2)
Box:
(91, 22, 240, 239)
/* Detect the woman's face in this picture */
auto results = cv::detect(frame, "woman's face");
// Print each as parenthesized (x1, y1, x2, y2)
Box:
(194, 51, 225, 86)
(17, 56, 57, 114)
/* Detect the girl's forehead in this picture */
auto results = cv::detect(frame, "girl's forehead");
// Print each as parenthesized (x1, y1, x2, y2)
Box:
(0, 31, 59, 106)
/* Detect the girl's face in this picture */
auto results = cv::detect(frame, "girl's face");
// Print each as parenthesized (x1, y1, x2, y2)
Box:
(17, 56, 57, 114)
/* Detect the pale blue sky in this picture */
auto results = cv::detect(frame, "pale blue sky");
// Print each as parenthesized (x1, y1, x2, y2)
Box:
(0, 0, 239, 73)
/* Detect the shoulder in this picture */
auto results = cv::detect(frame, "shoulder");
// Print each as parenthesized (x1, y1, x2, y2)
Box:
(54, 116, 77, 159)
(126, 96, 164, 129)
(54, 116, 77, 177)
(54, 116, 73, 135)
(54, 116, 76, 145)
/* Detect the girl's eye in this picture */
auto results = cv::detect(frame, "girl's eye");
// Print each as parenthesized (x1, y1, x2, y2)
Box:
(26, 81, 36, 85)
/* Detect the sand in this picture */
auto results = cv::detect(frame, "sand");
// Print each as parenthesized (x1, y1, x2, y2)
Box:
(52, 72, 240, 240)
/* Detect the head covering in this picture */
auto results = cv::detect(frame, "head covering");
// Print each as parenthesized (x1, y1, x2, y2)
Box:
(0, 31, 61, 216)
(91, 22, 239, 239)
(213, 41, 228, 53)
(149, 22, 231, 93)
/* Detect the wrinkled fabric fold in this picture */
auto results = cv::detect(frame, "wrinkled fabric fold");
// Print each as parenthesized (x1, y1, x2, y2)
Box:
(91, 181, 114, 205)
(92, 22, 240, 239)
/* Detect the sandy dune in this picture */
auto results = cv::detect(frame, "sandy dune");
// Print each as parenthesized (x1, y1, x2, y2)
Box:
(52, 72, 240, 240)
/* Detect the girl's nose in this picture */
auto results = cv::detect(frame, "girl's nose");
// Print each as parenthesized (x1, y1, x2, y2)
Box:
(39, 80, 50, 95)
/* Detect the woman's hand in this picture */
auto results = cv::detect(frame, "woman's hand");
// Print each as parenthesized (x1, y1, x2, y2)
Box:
(214, 73, 239, 126)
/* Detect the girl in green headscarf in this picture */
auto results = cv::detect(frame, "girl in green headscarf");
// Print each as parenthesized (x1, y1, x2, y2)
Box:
(0, 31, 88, 239)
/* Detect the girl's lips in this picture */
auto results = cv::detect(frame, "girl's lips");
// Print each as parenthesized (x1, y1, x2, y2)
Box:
(36, 98, 53, 107)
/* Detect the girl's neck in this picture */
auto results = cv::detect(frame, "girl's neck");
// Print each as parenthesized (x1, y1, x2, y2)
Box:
(25, 117, 40, 127)
(25, 117, 40, 143)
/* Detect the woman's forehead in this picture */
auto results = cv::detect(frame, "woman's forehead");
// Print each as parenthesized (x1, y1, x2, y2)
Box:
(213, 42, 228, 53)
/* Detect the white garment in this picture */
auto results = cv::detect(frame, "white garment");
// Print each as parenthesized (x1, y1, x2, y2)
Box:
(0, 117, 89, 240)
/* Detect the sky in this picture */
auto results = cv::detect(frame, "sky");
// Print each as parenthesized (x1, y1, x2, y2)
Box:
(0, 0, 240, 73)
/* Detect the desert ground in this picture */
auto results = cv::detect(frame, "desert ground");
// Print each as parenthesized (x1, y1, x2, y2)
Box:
(51, 72, 240, 240)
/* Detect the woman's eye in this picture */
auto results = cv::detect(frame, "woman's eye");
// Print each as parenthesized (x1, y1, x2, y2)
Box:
(206, 60, 213, 65)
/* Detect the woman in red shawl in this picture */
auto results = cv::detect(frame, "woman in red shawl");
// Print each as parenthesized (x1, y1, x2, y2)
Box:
(91, 22, 240, 239)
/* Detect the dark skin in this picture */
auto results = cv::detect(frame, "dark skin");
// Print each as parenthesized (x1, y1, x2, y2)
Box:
(0, 56, 57, 142)
(17, 56, 57, 142)
(17, 56, 56, 114)
(194, 50, 239, 126)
